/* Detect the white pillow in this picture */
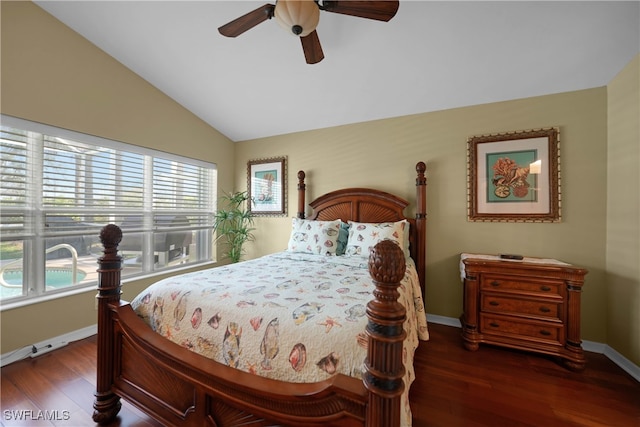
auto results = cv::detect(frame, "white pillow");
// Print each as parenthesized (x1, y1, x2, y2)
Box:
(345, 220, 410, 258)
(287, 218, 342, 255)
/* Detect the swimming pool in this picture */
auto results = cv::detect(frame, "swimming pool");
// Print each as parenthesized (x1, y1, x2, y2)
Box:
(0, 268, 87, 299)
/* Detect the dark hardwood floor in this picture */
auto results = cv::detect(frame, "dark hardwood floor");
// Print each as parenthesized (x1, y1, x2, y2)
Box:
(1, 323, 638, 426)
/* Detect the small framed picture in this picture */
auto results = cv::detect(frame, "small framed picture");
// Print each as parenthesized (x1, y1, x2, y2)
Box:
(247, 156, 287, 216)
(467, 128, 560, 222)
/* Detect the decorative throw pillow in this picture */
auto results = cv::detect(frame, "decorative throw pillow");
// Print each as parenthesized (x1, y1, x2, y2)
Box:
(345, 220, 410, 258)
(287, 218, 342, 255)
(336, 221, 350, 256)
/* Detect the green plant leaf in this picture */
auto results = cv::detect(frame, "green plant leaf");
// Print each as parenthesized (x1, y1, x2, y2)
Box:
(213, 190, 255, 263)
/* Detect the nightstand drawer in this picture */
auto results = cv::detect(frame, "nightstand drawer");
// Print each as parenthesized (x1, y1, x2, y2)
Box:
(480, 275, 562, 297)
(480, 314, 563, 345)
(481, 294, 561, 320)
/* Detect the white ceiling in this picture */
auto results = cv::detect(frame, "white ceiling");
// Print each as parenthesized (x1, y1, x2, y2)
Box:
(35, 1, 639, 142)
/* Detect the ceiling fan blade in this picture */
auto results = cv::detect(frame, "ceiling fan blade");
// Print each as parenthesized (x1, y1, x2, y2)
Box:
(301, 30, 324, 64)
(320, 1, 399, 21)
(218, 4, 275, 37)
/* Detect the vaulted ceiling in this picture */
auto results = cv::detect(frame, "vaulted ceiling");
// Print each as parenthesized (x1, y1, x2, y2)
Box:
(35, 1, 640, 142)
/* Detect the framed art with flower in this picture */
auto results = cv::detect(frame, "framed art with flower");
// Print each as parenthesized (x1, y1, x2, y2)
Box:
(467, 128, 560, 222)
(247, 156, 287, 216)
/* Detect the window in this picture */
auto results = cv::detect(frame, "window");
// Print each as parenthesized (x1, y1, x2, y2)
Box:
(0, 115, 217, 305)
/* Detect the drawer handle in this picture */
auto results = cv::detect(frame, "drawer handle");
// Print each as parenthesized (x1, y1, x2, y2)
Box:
(540, 285, 552, 291)
(539, 330, 551, 336)
(491, 281, 500, 287)
(489, 301, 500, 306)
(539, 306, 551, 313)
(489, 322, 500, 328)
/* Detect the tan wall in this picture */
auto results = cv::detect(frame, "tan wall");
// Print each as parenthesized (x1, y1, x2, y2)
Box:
(236, 88, 609, 348)
(0, 2, 235, 353)
(606, 54, 640, 365)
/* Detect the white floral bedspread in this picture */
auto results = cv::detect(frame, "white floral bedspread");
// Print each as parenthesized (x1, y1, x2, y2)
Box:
(131, 251, 429, 426)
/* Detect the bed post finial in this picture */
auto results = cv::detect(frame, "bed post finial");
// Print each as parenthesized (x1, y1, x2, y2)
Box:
(93, 224, 123, 424)
(100, 223, 122, 253)
(415, 161, 427, 290)
(297, 170, 306, 219)
(364, 240, 406, 427)
(416, 161, 426, 179)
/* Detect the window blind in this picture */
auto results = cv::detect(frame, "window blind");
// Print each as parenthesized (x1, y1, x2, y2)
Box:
(0, 115, 217, 304)
(0, 127, 33, 239)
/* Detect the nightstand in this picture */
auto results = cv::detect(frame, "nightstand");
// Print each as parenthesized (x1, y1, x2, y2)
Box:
(460, 253, 588, 371)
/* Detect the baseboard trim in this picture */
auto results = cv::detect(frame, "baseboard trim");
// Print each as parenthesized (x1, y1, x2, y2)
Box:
(3, 317, 639, 383)
(602, 344, 640, 382)
(1, 324, 97, 367)
(426, 314, 639, 382)
(582, 339, 606, 354)
(427, 313, 462, 328)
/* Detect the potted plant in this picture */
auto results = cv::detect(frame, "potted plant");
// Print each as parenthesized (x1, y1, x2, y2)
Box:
(213, 191, 255, 263)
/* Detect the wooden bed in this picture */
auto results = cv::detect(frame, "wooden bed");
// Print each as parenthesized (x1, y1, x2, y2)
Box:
(93, 161, 427, 427)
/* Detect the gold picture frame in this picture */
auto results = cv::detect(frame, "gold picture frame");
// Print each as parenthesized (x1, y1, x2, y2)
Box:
(467, 128, 560, 222)
(247, 156, 287, 216)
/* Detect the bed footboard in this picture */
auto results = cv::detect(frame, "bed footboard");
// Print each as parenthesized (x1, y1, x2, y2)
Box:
(93, 226, 407, 427)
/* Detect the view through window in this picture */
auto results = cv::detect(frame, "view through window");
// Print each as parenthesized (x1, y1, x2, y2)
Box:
(0, 116, 217, 304)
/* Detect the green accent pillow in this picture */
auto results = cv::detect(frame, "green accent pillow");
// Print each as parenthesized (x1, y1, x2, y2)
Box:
(336, 221, 350, 256)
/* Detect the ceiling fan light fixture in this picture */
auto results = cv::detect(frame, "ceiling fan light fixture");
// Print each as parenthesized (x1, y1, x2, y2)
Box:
(274, 0, 320, 37)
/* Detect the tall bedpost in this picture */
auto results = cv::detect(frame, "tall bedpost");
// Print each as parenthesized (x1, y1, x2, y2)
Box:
(415, 161, 427, 290)
(297, 170, 306, 219)
(93, 224, 123, 424)
(364, 240, 407, 427)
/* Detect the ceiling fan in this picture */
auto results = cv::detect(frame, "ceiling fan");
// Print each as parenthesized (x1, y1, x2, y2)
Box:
(218, 0, 399, 64)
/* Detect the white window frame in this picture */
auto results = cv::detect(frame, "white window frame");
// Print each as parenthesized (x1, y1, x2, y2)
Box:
(0, 115, 217, 309)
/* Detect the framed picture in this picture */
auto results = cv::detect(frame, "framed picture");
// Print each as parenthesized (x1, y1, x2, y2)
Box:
(247, 156, 287, 216)
(467, 128, 560, 222)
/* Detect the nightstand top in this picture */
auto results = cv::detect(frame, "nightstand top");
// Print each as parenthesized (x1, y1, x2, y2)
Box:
(460, 253, 570, 281)
(461, 253, 569, 265)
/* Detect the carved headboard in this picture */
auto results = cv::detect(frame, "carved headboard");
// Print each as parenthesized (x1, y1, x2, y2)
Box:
(295, 162, 427, 291)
